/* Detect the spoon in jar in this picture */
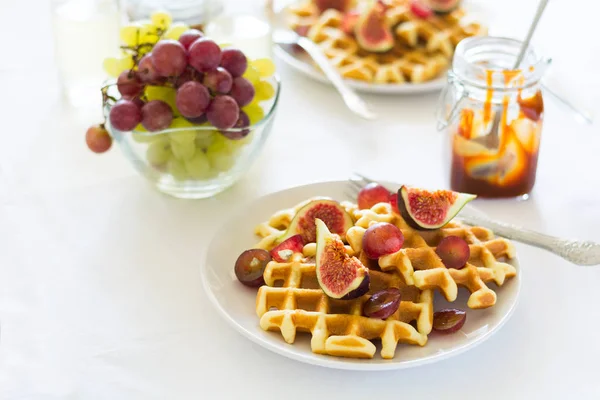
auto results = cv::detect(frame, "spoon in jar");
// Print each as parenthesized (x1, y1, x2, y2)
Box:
(475, 0, 550, 149)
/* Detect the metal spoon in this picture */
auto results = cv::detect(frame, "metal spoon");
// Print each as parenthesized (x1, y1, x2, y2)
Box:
(476, 0, 550, 149)
(273, 29, 377, 120)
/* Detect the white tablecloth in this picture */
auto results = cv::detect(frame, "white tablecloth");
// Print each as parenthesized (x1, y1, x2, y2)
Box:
(1, 0, 599, 398)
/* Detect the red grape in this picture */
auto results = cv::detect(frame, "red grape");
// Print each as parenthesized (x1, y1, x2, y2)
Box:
(85, 124, 112, 153)
(186, 115, 207, 124)
(220, 48, 247, 77)
(221, 111, 250, 140)
(130, 96, 145, 109)
(410, 0, 433, 19)
(109, 99, 142, 131)
(435, 236, 470, 269)
(362, 222, 404, 259)
(117, 71, 144, 98)
(188, 38, 221, 72)
(363, 288, 402, 319)
(151, 39, 187, 77)
(175, 81, 211, 119)
(357, 183, 391, 210)
(203, 67, 233, 94)
(234, 249, 271, 287)
(178, 29, 203, 50)
(433, 309, 466, 333)
(230, 77, 255, 107)
(389, 192, 399, 213)
(175, 67, 201, 88)
(141, 100, 173, 132)
(138, 54, 161, 83)
(206, 95, 240, 130)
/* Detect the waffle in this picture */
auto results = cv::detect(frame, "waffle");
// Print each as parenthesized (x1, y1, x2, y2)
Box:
(346, 202, 517, 309)
(252, 197, 517, 359)
(287, 0, 486, 84)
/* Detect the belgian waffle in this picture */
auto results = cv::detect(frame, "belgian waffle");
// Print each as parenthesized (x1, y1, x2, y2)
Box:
(253, 197, 516, 359)
(286, 0, 486, 84)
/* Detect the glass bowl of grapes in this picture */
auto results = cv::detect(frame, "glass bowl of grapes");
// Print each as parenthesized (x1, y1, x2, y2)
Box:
(86, 11, 281, 199)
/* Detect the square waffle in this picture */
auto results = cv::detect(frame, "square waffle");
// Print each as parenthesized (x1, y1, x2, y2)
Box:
(253, 197, 517, 359)
(286, 0, 487, 84)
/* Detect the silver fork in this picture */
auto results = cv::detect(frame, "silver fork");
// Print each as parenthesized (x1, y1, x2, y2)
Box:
(347, 173, 600, 266)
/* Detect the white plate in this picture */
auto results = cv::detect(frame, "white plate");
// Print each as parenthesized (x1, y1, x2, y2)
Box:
(202, 181, 521, 370)
(271, 2, 447, 95)
(274, 45, 447, 95)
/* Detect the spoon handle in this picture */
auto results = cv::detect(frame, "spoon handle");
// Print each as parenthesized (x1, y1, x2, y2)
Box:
(513, 0, 550, 68)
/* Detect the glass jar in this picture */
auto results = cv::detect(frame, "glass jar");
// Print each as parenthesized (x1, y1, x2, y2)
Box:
(436, 37, 551, 198)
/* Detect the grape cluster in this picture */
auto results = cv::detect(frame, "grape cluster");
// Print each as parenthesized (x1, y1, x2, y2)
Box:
(87, 11, 276, 182)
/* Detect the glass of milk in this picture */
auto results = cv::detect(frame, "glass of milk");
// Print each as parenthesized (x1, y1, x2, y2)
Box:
(51, 0, 121, 109)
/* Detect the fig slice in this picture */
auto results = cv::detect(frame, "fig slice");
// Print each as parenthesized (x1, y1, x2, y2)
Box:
(277, 199, 354, 245)
(270, 234, 304, 262)
(354, 0, 394, 53)
(397, 185, 476, 230)
(314, 0, 353, 13)
(427, 0, 461, 14)
(315, 218, 370, 300)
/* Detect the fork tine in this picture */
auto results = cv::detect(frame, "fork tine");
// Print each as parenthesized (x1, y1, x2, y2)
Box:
(352, 172, 376, 185)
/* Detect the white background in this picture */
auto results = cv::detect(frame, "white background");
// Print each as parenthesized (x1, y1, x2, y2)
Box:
(1, 0, 599, 399)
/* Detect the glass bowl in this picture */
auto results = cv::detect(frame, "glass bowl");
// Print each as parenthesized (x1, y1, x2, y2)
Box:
(104, 75, 280, 199)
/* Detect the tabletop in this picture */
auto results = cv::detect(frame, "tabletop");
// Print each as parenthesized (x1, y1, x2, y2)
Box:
(1, 0, 599, 399)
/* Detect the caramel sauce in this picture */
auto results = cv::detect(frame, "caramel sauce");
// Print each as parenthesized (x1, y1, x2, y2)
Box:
(450, 69, 543, 198)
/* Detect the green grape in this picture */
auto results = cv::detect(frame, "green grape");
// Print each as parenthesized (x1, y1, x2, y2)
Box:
(207, 139, 236, 172)
(185, 151, 212, 179)
(169, 118, 196, 144)
(120, 23, 141, 46)
(195, 131, 216, 150)
(139, 21, 160, 45)
(242, 65, 260, 86)
(145, 86, 178, 115)
(171, 138, 196, 160)
(103, 57, 121, 78)
(242, 103, 265, 125)
(164, 22, 189, 40)
(118, 55, 134, 71)
(167, 158, 188, 181)
(151, 10, 172, 30)
(251, 58, 276, 77)
(146, 137, 171, 166)
(132, 125, 164, 144)
(254, 81, 275, 102)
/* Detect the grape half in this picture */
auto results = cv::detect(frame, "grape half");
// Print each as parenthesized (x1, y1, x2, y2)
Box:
(357, 183, 391, 210)
(109, 99, 142, 131)
(203, 67, 233, 94)
(85, 125, 112, 153)
(206, 95, 240, 130)
(234, 249, 271, 287)
(433, 309, 466, 333)
(175, 81, 211, 119)
(188, 38, 221, 72)
(363, 288, 402, 319)
(362, 222, 404, 259)
(230, 77, 255, 107)
(141, 100, 173, 132)
(435, 236, 470, 269)
(220, 48, 247, 78)
(151, 39, 187, 77)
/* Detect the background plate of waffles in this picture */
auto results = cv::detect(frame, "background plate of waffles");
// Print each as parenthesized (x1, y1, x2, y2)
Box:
(273, 0, 487, 94)
(202, 181, 521, 370)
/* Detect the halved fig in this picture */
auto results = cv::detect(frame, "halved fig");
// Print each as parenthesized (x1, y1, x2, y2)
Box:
(315, 218, 370, 300)
(314, 0, 354, 13)
(427, 0, 460, 14)
(341, 11, 360, 35)
(277, 199, 354, 244)
(354, 0, 394, 53)
(270, 234, 304, 262)
(397, 185, 476, 230)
